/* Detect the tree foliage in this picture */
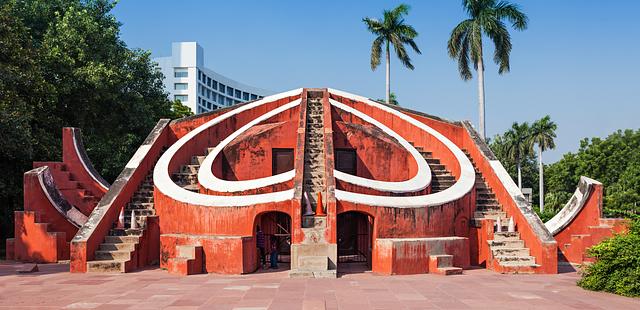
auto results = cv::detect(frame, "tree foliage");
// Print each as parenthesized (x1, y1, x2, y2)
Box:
(0, 0, 179, 240)
(447, 0, 528, 80)
(546, 129, 640, 219)
(363, 4, 422, 71)
(578, 220, 640, 297)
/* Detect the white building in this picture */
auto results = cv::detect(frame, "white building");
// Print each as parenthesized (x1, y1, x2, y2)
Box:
(154, 42, 270, 114)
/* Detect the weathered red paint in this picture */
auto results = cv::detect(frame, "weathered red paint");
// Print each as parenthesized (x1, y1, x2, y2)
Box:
(552, 183, 628, 264)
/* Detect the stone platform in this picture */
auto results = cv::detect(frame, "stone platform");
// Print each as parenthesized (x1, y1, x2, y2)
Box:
(0, 261, 638, 309)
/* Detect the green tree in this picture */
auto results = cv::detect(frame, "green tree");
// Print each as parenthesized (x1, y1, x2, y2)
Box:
(578, 220, 640, 297)
(170, 100, 194, 118)
(529, 115, 557, 213)
(376, 92, 399, 105)
(490, 130, 539, 206)
(448, 0, 528, 140)
(0, 0, 176, 242)
(502, 122, 532, 189)
(363, 4, 421, 105)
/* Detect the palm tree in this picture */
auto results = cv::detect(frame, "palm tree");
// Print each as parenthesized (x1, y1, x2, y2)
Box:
(363, 4, 421, 104)
(529, 116, 557, 213)
(448, 0, 528, 140)
(503, 121, 532, 189)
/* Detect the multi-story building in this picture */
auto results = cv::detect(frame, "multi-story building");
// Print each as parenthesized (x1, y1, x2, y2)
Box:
(154, 42, 270, 114)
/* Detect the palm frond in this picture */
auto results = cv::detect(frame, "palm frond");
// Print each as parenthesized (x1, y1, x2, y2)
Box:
(370, 36, 384, 70)
(495, 1, 528, 30)
(390, 34, 414, 70)
(447, 19, 472, 58)
(457, 34, 473, 80)
(485, 20, 512, 74)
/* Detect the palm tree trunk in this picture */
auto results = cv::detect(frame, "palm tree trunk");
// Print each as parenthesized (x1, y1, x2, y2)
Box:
(385, 41, 390, 104)
(517, 161, 522, 189)
(538, 144, 544, 213)
(477, 55, 486, 140)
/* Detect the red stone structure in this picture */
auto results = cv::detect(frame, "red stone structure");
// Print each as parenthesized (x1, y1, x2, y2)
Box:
(5, 88, 626, 276)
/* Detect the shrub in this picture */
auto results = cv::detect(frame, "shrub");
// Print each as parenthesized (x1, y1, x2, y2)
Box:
(577, 220, 640, 297)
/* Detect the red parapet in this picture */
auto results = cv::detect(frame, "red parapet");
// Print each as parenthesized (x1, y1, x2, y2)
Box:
(546, 177, 629, 264)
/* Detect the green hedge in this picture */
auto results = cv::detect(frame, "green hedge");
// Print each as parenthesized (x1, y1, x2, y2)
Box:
(578, 220, 640, 297)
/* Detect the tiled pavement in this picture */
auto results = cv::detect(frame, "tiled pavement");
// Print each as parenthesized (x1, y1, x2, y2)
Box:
(0, 262, 638, 309)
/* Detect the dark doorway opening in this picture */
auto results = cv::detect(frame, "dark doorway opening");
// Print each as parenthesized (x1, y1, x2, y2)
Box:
(256, 212, 291, 271)
(337, 212, 373, 270)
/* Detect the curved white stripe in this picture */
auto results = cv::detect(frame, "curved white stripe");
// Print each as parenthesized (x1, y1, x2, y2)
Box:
(198, 99, 300, 192)
(330, 99, 431, 193)
(328, 88, 476, 207)
(153, 89, 303, 207)
(72, 134, 109, 190)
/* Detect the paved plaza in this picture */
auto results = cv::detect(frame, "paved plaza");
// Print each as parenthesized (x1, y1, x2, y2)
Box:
(0, 262, 638, 309)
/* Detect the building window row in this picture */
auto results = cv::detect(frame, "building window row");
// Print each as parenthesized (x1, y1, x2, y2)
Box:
(197, 69, 262, 102)
(174, 83, 188, 90)
(174, 68, 188, 78)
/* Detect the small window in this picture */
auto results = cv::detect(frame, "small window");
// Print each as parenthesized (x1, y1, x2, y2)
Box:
(272, 149, 294, 175)
(200, 85, 205, 95)
(207, 101, 212, 109)
(218, 93, 225, 104)
(174, 83, 188, 90)
(234, 100, 241, 105)
(250, 94, 258, 100)
(212, 80, 218, 89)
(335, 149, 357, 175)
(207, 77, 212, 87)
(226, 86, 233, 96)
(235, 89, 241, 98)
(174, 94, 188, 102)
(219, 83, 226, 92)
(174, 68, 188, 78)
(243, 92, 249, 101)
(226, 97, 233, 106)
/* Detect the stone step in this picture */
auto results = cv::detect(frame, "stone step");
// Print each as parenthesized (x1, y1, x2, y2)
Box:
(87, 260, 128, 273)
(95, 250, 132, 261)
(191, 156, 205, 165)
(494, 255, 535, 265)
(123, 209, 155, 216)
(127, 202, 154, 210)
(473, 211, 506, 219)
(488, 239, 525, 248)
(99, 242, 136, 252)
(109, 228, 144, 236)
(104, 235, 140, 244)
(492, 247, 530, 257)
(493, 231, 520, 241)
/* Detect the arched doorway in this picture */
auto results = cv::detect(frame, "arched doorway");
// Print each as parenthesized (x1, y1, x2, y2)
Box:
(255, 211, 291, 271)
(337, 211, 374, 272)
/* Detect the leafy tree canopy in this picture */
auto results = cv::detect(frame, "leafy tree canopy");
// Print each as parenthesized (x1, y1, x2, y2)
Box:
(0, 0, 180, 240)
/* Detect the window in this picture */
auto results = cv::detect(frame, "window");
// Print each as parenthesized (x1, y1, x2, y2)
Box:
(235, 89, 241, 98)
(234, 100, 241, 105)
(174, 68, 188, 78)
(198, 70, 202, 81)
(197, 105, 202, 114)
(175, 94, 188, 102)
(226, 97, 233, 106)
(206, 89, 211, 99)
(219, 83, 226, 92)
(218, 94, 225, 104)
(207, 101, 212, 109)
(243, 92, 249, 101)
(207, 77, 212, 87)
(226, 86, 233, 96)
(174, 83, 188, 90)
(200, 84, 205, 96)
(272, 149, 294, 175)
(212, 80, 218, 89)
(335, 149, 357, 175)
(250, 94, 258, 100)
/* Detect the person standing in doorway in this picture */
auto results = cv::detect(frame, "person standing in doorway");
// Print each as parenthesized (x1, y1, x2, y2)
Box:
(256, 226, 266, 269)
(270, 235, 279, 269)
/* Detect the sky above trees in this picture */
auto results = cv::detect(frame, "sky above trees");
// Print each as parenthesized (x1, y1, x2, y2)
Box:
(113, 0, 640, 162)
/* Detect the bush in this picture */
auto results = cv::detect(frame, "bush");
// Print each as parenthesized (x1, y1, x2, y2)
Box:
(577, 220, 640, 297)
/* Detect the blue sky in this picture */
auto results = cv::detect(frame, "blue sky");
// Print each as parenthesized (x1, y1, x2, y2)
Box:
(113, 0, 639, 162)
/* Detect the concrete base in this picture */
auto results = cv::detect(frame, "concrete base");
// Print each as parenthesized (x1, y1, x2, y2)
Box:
(289, 243, 337, 278)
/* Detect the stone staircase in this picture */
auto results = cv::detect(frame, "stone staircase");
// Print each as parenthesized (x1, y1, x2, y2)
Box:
(290, 92, 336, 278)
(429, 254, 463, 275)
(86, 173, 155, 273)
(411, 144, 456, 193)
(463, 150, 538, 273)
(172, 147, 221, 193)
(303, 96, 325, 208)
